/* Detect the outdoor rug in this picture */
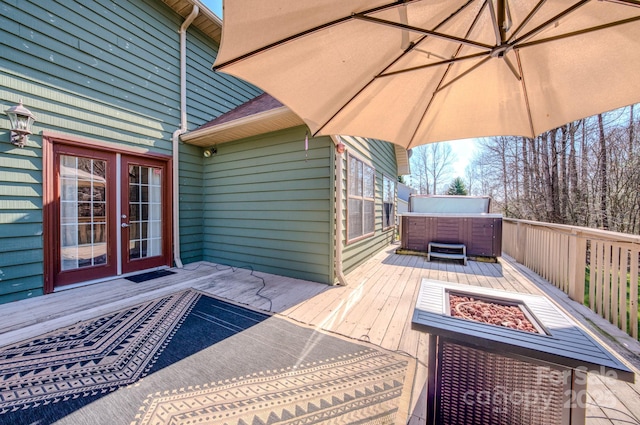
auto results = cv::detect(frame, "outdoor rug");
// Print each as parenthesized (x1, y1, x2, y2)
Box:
(0, 289, 415, 425)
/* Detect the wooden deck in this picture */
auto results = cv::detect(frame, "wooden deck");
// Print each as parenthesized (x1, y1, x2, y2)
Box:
(1, 244, 639, 424)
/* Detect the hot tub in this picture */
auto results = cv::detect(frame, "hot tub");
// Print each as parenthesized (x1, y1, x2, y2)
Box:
(400, 195, 502, 259)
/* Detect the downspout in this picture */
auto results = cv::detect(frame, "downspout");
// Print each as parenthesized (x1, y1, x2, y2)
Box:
(331, 135, 348, 285)
(172, 4, 199, 269)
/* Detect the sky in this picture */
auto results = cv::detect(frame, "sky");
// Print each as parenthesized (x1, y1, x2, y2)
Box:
(198, 0, 474, 178)
(447, 139, 476, 177)
(200, 0, 222, 18)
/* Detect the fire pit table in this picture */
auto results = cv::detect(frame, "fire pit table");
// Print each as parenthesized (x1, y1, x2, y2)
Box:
(412, 279, 635, 425)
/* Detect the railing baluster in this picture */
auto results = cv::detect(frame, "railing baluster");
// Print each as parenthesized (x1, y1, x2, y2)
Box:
(590, 239, 598, 312)
(604, 242, 612, 324)
(611, 244, 620, 327)
(630, 249, 638, 340)
(502, 218, 640, 340)
(619, 247, 628, 335)
(596, 241, 602, 318)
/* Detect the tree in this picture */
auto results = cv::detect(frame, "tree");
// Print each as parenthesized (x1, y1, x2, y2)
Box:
(464, 103, 640, 234)
(409, 142, 454, 194)
(446, 177, 468, 195)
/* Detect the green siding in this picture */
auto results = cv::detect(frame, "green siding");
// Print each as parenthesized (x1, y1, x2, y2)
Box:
(185, 30, 261, 127)
(340, 136, 398, 275)
(0, 0, 398, 301)
(178, 142, 204, 264)
(180, 24, 261, 265)
(202, 127, 334, 283)
(0, 0, 261, 303)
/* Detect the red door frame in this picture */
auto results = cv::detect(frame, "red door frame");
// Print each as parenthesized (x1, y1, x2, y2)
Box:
(43, 133, 172, 293)
(120, 154, 173, 274)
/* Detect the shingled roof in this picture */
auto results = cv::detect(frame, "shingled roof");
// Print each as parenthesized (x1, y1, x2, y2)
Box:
(181, 94, 411, 175)
(181, 93, 305, 146)
(198, 93, 285, 129)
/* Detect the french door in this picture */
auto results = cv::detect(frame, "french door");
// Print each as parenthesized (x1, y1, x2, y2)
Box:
(120, 155, 171, 274)
(48, 143, 172, 289)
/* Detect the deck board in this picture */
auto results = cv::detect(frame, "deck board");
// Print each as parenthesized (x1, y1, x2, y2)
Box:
(0, 243, 638, 425)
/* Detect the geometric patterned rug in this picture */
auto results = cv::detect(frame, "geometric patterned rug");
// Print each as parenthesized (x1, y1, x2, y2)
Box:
(0, 290, 415, 424)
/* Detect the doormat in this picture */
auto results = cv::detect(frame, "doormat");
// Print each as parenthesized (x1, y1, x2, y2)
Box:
(0, 290, 415, 425)
(125, 269, 176, 283)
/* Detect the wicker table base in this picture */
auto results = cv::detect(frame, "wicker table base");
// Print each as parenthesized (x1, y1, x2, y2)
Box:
(413, 279, 634, 425)
(427, 337, 584, 425)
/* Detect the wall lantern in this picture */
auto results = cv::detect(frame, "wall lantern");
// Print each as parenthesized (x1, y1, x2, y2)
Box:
(5, 100, 36, 148)
(336, 140, 346, 154)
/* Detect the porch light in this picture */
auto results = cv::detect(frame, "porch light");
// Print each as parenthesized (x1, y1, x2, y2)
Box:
(5, 100, 36, 148)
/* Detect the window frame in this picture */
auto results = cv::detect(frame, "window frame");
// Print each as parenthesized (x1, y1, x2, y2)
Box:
(382, 174, 396, 231)
(346, 153, 376, 244)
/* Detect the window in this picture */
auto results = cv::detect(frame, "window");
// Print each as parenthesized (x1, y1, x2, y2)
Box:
(348, 154, 375, 241)
(382, 175, 396, 230)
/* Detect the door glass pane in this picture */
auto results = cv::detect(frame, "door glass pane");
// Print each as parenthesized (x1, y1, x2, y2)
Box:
(60, 155, 108, 271)
(128, 165, 162, 260)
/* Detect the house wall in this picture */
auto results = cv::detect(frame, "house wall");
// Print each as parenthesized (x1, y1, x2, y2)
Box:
(180, 17, 261, 263)
(0, 0, 259, 303)
(339, 136, 398, 275)
(201, 127, 335, 283)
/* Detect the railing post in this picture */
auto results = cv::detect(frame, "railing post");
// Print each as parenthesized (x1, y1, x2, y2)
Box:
(516, 221, 527, 264)
(568, 229, 586, 304)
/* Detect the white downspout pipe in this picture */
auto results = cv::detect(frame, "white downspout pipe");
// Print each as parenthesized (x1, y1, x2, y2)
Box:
(172, 4, 199, 269)
(331, 135, 348, 285)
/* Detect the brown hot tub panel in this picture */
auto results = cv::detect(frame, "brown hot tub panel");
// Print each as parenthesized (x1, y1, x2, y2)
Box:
(401, 214, 502, 259)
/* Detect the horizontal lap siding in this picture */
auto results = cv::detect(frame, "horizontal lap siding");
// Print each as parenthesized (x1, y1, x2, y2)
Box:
(0, 149, 44, 301)
(340, 136, 398, 275)
(181, 28, 261, 264)
(202, 128, 333, 283)
(0, 0, 259, 302)
(0, 0, 184, 302)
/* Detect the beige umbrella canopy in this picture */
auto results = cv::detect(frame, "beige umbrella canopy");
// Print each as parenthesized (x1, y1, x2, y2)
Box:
(213, 0, 640, 149)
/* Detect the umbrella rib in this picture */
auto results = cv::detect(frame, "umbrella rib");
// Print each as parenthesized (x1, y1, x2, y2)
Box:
(312, 35, 430, 138)
(406, 0, 492, 148)
(353, 14, 494, 51)
(509, 0, 590, 47)
(502, 55, 521, 81)
(516, 15, 640, 49)
(313, 0, 479, 138)
(602, 0, 640, 7)
(507, 0, 548, 43)
(435, 56, 493, 93)
(515, 50, 536, 138)
(212, 0, 421, 70)
(377, 52, 490, 78)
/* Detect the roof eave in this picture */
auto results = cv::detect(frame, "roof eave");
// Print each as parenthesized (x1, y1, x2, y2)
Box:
(395, 144, 411, 175)
(162, 0, 222, 43)
(181, 106, 306, 146)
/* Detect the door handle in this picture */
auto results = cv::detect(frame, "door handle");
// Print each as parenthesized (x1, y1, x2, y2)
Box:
(121, 223, 130, 228)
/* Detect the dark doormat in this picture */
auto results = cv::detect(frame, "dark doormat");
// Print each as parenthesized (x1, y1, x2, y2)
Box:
(0, 289, 415, 425)
(125, 269, 176, 283)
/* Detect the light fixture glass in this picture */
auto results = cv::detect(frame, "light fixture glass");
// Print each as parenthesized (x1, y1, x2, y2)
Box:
(203, 147, 216, 158)
(5, 100, 36, 148)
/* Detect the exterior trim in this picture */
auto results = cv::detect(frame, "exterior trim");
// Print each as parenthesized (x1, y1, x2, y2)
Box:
(394, 145, 411, 175)
(381, 173, 397, 232)
(42, 132, 173, 160)
(346, 152, 376, 245)
(181, 107, 305, 146)
(42, 134, 173, 293)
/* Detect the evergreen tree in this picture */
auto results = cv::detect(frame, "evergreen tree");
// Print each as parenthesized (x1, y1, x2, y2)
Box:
(447, 177, 468, 195)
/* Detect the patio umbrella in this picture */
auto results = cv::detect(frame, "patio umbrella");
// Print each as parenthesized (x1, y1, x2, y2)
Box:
(213, 0, 640, 149)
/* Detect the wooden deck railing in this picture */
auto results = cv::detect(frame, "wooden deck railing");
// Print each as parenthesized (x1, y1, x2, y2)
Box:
(503, 218, 640, 340)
